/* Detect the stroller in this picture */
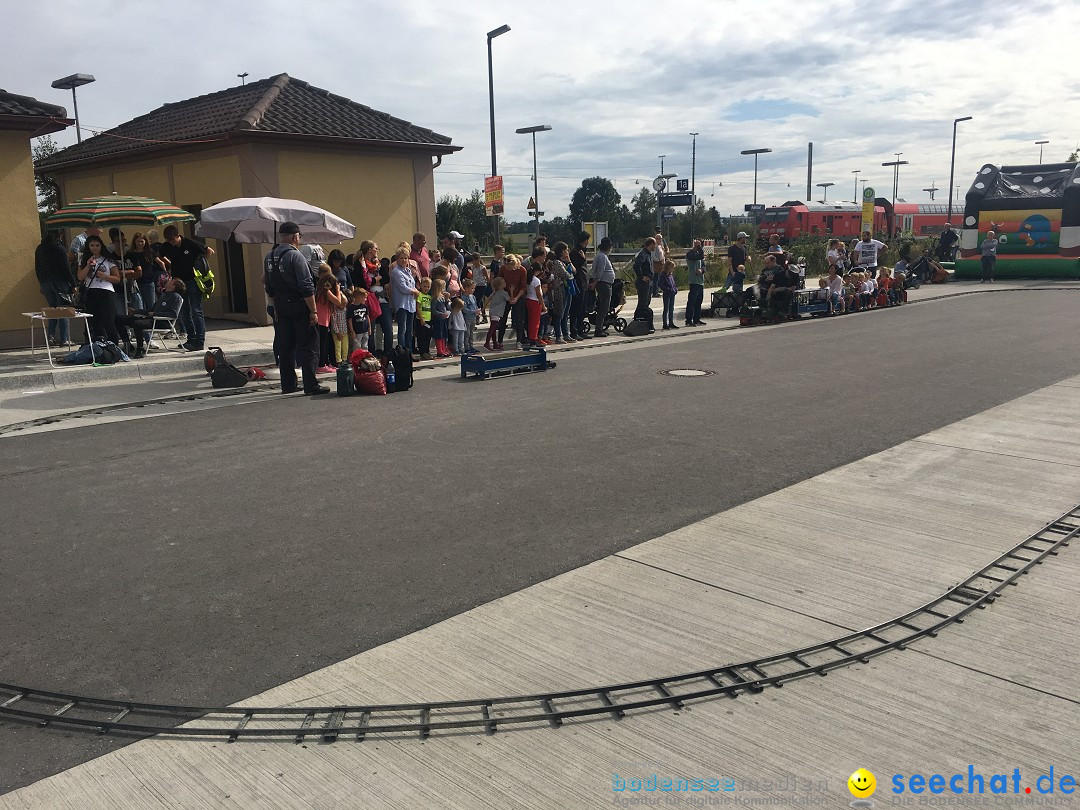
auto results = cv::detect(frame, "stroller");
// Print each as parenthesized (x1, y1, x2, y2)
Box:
(584, 278, 627, 335)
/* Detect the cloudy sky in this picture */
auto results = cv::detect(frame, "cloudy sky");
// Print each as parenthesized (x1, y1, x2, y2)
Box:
(9, 0, 1079, 222)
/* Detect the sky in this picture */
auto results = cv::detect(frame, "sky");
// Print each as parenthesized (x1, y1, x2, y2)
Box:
(8, 0, 1080, 224)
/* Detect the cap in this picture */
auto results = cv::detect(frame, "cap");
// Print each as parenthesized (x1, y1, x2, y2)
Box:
(736, 231, 749, 239)
(278, 221, 301, 235)
(448, 230, 465, 239)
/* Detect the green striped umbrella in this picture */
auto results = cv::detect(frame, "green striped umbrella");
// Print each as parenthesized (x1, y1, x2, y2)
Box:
(46, 194, 195, 229)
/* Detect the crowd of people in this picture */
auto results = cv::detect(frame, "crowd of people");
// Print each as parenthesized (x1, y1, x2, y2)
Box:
(34, 223, 212, 356)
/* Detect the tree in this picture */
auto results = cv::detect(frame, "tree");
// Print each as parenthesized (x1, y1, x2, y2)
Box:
(435, 190, 494, 252)
(626, 188, 657, 241)
(32, 135, 62, 229)
(568, 177, 621, 227)
(1067, 146, 1078, 163)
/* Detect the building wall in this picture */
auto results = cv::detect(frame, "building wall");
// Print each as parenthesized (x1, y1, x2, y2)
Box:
(276, 150, 419, 259)
(0, 130, 49, 348)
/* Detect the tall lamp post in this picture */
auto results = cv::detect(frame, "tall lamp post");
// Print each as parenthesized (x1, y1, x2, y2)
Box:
(51, 73, 95, 143)
(516, 125, 551, 239)
(689, 132, 699, 243)
(947, 116, 972, 227)
(741, 148, 771, 206)
(486, 24, 511, 245)
(816, 181, 835, 202)
(851, 169, 861, 203)
(1036, 139, 1049, 164)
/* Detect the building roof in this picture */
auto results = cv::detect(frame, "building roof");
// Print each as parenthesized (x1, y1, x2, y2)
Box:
(36, 74, 457, 171)
(0, 89, 70, 135)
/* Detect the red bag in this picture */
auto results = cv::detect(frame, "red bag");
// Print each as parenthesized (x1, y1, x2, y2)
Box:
(354, 369, 386, 396)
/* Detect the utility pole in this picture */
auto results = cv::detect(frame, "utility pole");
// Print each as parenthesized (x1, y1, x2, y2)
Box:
(690, 133, 698, 243)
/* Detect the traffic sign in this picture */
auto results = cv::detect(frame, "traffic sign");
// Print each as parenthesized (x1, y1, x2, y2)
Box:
(526, 196, 536, 211)
(676, 179, 689, 192)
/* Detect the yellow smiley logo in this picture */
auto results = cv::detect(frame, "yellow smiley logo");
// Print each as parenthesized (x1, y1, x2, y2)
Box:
(848, 768, 876, 798)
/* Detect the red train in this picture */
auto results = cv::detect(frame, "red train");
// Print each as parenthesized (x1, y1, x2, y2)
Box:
(757, 200, 964, 244)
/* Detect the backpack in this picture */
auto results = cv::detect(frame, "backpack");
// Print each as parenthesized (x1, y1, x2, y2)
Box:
(194, 255, 215, 296)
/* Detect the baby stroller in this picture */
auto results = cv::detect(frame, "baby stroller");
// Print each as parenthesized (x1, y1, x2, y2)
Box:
(583, 278, 627, 335)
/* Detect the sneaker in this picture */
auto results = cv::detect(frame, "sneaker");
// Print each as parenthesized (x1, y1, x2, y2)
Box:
(553, 338, 564, 344)
(695, 319, 708, 324)
(495, 343, 504, 350)
(564, 337, 576, 343)
(420, 353, 434, 361)
(317, 365, 336, 373)
(670, 324, 680, 329)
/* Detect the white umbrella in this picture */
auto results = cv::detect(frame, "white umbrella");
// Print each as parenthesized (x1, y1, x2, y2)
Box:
(196, 197, 356, 244)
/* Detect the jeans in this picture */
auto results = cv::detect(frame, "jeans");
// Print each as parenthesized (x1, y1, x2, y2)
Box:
(464, 317, 476, 351)
(662, 291, 676, 326)
(451, 329, 465, 354)
(180, 284, 205, 346)
(138, 282, 157, 312)
(274, 303, 319, 393)
(634, 278, 651, 320)
(685, 284, 704, 324)
(593, 281, 612, 334)
(560, 292, 573, 338)
(373, 307, 393, 353)
(395, 308, 414, 353)
(39, 281, 71, 343)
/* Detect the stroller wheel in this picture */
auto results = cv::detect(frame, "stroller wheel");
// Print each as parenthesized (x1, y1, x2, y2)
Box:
(614, 317, 627, 333)
(580, 322, 591, 337)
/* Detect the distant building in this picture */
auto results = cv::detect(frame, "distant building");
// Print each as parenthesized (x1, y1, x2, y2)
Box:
(36, 74, 460, 324)
(0, 89, 71, 348)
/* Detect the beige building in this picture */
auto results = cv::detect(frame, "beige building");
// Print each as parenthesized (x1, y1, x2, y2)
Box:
(0, 89, 71, 348)
(36, 74, 459, 326)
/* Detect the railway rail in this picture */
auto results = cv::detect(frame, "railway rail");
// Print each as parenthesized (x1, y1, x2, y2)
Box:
(1, 507, 1075, 743)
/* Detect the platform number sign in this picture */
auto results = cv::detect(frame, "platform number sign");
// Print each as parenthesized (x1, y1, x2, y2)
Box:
(676, 179, 689, 192)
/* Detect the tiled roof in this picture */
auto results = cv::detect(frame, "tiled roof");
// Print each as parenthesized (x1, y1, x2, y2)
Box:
(36, 74, 456, 171)
(0, 89, 68, 118)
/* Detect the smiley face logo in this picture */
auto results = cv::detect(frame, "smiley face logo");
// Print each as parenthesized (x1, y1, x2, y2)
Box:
(848, 768, 876, 798)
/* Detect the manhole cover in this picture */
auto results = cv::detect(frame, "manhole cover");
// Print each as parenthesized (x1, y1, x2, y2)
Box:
(659, 368, 715, 378)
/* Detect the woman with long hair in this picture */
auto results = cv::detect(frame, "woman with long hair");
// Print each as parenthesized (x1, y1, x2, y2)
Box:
(77, 235, 123, 344)
(126, 231, 168, 311)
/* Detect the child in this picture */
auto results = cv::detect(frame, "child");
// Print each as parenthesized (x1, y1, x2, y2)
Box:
(731, 263, 746, 295)
(461, 278, 478, 353)
(471, 254, 489, 323)
(415, 277, 433, 361)
(346, 288, 370, 353)
(330, 279, 350, 363)
(430, 278, 451, 358)
(539, 278, 553, 343)
(659, 259, 679, 329)
(449, 297, 467, 355)
(485, 276, 510, 351)
(315, 264, 346, 372)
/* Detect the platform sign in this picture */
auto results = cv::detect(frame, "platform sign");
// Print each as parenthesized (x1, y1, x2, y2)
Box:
(861, 186, 875, 233)
(659, 192, 694, 207)
(484, 175, 504, 216)
(676, 179, 689, 192)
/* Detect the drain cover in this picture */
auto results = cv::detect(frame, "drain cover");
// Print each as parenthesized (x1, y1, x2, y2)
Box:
(659, 368, 715, 378)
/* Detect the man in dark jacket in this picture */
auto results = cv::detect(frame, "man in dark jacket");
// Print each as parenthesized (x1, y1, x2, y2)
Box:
(35, 231, 76, 346)
(115, 278, 186, 357)
(159, 224, 214, 352)
(263, 222, 328, 395)
(633, 237, 657, 321)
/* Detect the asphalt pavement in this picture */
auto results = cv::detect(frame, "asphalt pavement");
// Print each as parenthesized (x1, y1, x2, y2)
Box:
(2, 288, 1080, 794)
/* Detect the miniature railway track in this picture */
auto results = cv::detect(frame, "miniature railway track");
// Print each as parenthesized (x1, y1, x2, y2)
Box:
(1, 505, 1076, 743)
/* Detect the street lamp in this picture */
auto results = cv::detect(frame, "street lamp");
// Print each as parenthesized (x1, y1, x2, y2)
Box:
(1036, 139, 1049, 164)
(487, 24, 511, 244)
(51, 73, 95, 143)
(851, 170, 861, 203)
(882, 154, 910, 206)
(516, 124, 551, 238)
(741, 148, 771, 205)
(816, 181, 835, 202)
(689, 133, 699, 243)
(947, 116, 972, 226)
(237, 72, 249, 85)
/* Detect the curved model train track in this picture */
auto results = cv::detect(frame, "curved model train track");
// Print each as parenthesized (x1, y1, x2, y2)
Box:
(1, 505, 1075, 743)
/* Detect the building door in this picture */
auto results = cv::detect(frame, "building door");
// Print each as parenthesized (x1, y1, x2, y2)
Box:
(223, 236, 248, 314)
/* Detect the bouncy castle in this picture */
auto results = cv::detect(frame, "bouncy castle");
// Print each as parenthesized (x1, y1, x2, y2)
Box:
(956, 162, 1080, 278)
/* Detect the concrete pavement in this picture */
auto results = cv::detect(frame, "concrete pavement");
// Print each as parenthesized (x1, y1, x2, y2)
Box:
(2, 370, 1078, 808)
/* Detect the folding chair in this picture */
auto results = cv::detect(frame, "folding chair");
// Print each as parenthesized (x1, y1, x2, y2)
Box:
(146, 297, 186, 352)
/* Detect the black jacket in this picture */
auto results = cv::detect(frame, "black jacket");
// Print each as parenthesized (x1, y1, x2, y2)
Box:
(35, 239, 74, 287)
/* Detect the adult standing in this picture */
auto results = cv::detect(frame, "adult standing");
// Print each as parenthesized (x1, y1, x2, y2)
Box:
(499, 252, 527, 348)
(937, 224, 959, 262)
(589, 237, 615, 338)
(726, 232, 749, 290)
(980, 230, 999, 283)
(443, 231, 466, 272)
(391, 246, 419, 353)
(263, 222, 327, 395)
(648, 231, 665, 298)
(852, 230, 886, 275)
(75, 234, 123, 345)
(568, 231, 591, 339)
(410, 232, 432, 278)
(684, 238, 706, 326)
(35, 231, 76, 346)
(826, 238, 846, 276)
(160, 224, 214, 352)
(633, 237, 658, 321)
(68, 224, 102, 270)
(548, 241, 573, 343)
(125, 232, 168, 312)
